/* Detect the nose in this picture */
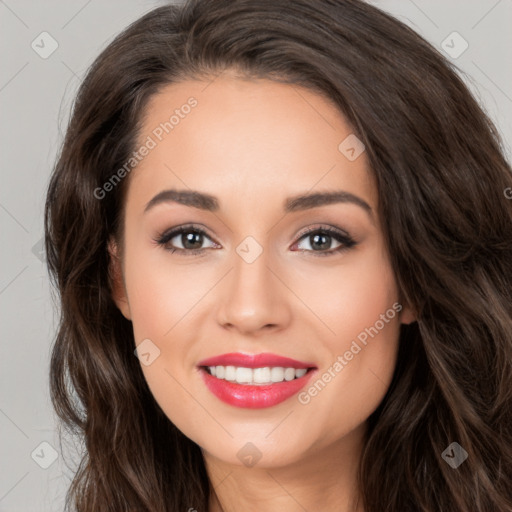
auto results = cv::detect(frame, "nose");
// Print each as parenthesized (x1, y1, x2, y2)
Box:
(216, 248, 292, 336)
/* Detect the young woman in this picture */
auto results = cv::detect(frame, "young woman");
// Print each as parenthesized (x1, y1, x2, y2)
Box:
(44, 0, 512, 510)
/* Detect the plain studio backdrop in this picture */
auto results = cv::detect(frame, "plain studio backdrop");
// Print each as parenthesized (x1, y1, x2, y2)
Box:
(0, 1, 511, 510)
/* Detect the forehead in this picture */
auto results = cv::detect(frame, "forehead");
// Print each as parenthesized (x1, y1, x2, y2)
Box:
(127, 75, 376, 216)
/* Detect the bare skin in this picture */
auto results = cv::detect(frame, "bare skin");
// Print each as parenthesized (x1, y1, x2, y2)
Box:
(109, 70, 416, 511)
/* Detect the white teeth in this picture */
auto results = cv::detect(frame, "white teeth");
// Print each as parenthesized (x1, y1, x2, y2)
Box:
(235, 367, 252, 383)
(253, 367, 271, 383)
(207, 365, 309, 385)
(270, 367, 284, 382)
(284, 367, 295, 381)
(225, 365, 236, 381)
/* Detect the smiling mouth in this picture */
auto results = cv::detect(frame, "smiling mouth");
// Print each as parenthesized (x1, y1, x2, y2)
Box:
(200, 365, 316, 386)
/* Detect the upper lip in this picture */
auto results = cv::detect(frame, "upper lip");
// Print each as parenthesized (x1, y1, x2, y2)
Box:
(197, 352, 316, 369)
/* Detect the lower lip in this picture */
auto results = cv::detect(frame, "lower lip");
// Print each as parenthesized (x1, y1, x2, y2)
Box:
(199, 367, 317, 409)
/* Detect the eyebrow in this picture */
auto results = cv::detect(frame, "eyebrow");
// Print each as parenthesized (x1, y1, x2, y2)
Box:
(143, 189, 373, 217)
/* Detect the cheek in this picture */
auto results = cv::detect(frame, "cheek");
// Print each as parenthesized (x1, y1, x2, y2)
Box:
(123, 251, 205, 435)
(123, 249, 210, 404)
(294, 247, 401, 433)
(124, 248, 205, 342)
(331, 265, 398, 344)
(294, 245, 399, 347)
(331, 249, 401, 379)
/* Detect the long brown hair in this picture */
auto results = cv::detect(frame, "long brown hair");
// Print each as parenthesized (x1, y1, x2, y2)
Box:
(44, 0, 512, 510)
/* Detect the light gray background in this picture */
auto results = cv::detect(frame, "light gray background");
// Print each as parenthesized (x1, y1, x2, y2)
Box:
(1, 1, 511, 511)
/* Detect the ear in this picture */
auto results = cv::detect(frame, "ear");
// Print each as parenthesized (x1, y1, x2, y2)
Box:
(107, 238, 132, 321)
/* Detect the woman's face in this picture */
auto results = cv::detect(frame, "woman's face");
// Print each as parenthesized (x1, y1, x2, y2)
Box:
(110, 73, 415, 469)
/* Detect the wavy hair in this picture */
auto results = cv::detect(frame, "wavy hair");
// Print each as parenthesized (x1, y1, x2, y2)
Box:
(44, 0, 512, 510)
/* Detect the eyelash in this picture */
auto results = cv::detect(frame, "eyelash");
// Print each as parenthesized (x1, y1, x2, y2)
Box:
(153, 223, 357, 257)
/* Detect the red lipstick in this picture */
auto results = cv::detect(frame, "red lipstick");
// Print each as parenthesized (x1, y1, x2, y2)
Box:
(197, 352, 315, 369)
(197, 352, 317, 409)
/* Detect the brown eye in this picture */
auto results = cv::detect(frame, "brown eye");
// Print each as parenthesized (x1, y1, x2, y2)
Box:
(293, 226, 356, 256)
(155, 225, 218, 254)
